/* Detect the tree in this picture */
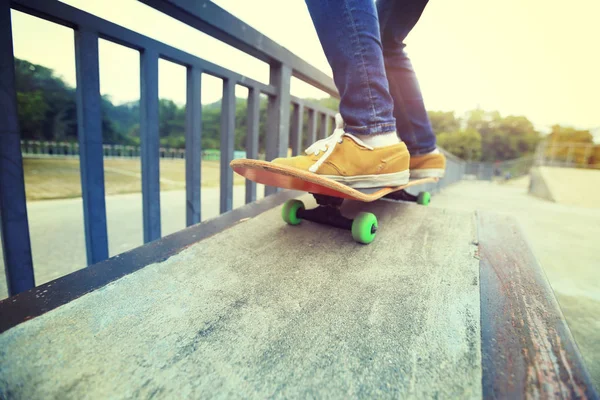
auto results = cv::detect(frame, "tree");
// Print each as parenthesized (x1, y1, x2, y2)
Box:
(464, 109, 539, 161)
(544, 125, 593, 165)
(437, 129, 482, 161)
(547, 125, 593, 144)
(428, 111, 460, 134)
(16, 90, 47, 139)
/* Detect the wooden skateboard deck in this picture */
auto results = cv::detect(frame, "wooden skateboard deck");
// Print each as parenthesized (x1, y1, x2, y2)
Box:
(230, 159, 438, 202)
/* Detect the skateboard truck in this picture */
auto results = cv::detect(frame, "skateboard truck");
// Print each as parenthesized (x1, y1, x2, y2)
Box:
(296, 194, 354, 231)
(229, 158, 434, 244)
(384, 189, 431, 205)
(280, 190, 430, 245)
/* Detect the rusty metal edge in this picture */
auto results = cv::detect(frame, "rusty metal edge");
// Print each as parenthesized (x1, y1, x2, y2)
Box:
(477, 210, 598, 398)
(0, 190, 302, 334)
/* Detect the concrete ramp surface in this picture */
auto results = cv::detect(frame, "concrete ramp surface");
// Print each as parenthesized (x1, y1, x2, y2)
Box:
(0, 194, 596, 399)
(0, 198, 481, 398)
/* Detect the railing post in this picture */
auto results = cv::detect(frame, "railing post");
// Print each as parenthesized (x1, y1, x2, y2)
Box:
(220, 78, 235, 213)
(0, 0, 35, 295)
(583, 144, 591, 168)
(245, 87, 260, 204)
(566, 145, 574, 167)
(307, 108, 317, 147)
(265, 63, 291, 196)
(319, 113, 327, 140)
(185, 66, 202, 226)
(290, 103, 304, 156)
(75, 28, 109, 265)
(140, 48, 161, 242)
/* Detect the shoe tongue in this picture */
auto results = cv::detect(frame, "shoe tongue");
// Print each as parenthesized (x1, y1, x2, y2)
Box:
(335, 113, 344, 129)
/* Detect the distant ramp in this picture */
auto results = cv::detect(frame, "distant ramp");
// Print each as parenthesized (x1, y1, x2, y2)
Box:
(529, 166, 600, 207)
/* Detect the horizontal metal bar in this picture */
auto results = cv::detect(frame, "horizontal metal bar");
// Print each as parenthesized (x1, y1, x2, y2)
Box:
(10, 0, 277, 96)
(0, 0, 35, 295)
(74, 28, 109, 265)
(139, 0, 339, 98)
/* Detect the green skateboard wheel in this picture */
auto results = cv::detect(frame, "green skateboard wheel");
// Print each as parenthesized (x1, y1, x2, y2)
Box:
(417, 191, 431, 206)
(281, 199, 305, 225)
(351, 212, 378, 244)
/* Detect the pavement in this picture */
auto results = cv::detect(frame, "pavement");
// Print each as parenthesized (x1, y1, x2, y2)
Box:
(0, 185, 264, 299)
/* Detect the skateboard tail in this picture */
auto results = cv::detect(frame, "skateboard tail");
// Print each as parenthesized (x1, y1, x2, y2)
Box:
(232, 165, 362, 200)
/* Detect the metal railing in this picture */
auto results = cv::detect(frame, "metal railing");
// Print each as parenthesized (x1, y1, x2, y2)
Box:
(0, 0, 340, 296)
(534, 140, 599, 169)
(465, 156, 535, 181)
(0, 0, 472, 297)
(19, 140, 252, 160)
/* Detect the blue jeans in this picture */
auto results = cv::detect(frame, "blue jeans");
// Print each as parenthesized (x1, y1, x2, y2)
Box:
(305, 0, 436, 155)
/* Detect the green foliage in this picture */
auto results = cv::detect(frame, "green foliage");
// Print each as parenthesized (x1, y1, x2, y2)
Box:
(437, 129, 482, 161)
(543, 125, 594, 166)
(15, 59, 136, 144)
(428, 111, 460, 134)
(547, 124, 593, 144)
(16, 58, 575, 163)
(457, 109, 540, 162)
(16, 90, 47, 140)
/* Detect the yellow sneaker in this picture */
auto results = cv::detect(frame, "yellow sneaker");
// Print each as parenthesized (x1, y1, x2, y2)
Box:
(409, 151, 446, 179)
(273, 115, 410, 188)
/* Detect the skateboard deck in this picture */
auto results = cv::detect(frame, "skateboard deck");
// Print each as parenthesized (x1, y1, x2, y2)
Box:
(230, 159, 438, 202)
(230, 158, 440, 244)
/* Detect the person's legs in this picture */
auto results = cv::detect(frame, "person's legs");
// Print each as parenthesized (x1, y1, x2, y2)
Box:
(377, 0, 436, 155)
(271, 0, 411, 188)
(303, 0, 396, 138)
(377, 0, 445, 178)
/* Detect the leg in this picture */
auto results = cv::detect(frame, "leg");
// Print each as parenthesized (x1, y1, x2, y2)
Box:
(377, 0, 436, 155)
(304, 0, 395, 136)
(269, 0, 412, 189)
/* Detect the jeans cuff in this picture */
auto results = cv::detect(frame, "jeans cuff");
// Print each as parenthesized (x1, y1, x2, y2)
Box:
(408, 145, 437, 156)
(344, 122, 397, 136)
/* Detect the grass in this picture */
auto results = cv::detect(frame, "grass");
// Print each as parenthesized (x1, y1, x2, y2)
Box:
(23, 157, 246, 201)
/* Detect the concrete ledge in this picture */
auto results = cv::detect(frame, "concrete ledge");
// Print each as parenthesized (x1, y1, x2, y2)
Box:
(0, 195, 596, 398)
(0, 199, 482, 399)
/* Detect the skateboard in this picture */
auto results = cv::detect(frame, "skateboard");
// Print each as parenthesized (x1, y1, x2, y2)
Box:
(230, 159, 439, 244)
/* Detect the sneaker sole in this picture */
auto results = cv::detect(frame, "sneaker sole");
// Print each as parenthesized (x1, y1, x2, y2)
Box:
(409, 169, 445, 179)
(322, 170, 410, 189)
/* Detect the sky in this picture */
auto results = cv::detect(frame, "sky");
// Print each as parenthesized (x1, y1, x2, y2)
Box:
(9, 0, 600, 133)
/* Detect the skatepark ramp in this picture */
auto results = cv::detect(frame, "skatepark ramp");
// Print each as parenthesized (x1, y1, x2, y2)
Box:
(529, 166, 600, 207)
(0, 192, 597, 398)
(1, 0, 598, 397)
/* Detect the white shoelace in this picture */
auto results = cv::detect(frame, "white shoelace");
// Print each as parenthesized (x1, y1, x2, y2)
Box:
(305, 114, 373, 173)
